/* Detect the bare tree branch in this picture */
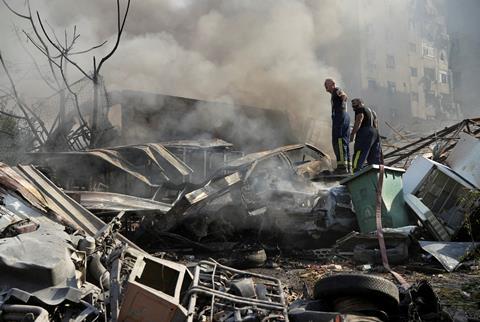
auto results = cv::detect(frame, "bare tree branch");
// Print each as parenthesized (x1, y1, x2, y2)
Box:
(0, 109, 27, 120)
(1, 0, 29, 19)
(96, 0, 131, 75)
(59, 55, 90, 130)
(14, 27, 58, 92)
(3, 0, 63, 89)
(36, 11, 93, 80)
(0, 51, 43, 144)
(23, 31, 62, 69)
(69, 40, 108, 56)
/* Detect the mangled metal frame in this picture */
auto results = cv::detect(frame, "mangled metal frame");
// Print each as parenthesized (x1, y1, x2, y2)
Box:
(27, 142, 193, 198)
(403, 156, 477, 241)
(162, 139, 243, 184)
(384, 118, 480, 168)
(186, 260, 288, 322)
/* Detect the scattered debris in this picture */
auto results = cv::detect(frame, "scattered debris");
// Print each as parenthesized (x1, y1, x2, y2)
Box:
(419, 241, 480, 272)
(0, 121, 478, 320)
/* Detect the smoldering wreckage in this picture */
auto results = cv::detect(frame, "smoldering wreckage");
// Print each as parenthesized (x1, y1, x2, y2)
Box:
(0, 116, 478, 322)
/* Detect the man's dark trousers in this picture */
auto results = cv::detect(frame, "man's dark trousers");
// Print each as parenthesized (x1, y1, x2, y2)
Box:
(352, 127, 381, 172)
(332, 112, 351, 171)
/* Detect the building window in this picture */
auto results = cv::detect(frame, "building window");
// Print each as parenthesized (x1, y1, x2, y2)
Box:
(439, 71, 448, 84)
(409, 42, 416, 53)
(368, 79, 378, 89)
(386, 55, 395, 68)
(387, 81, 396, 94)
(410, 67, 418, 77)
(411, 92, 419, 102)
(423, 44, 435, 58)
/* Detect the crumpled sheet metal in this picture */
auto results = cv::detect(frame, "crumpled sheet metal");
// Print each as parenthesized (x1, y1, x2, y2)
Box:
(227, 144, 305, 168)
(185, 172, 242, 205)
(15, 164, 104, 235)
(0, 164, 141, 251)
(161, 138, 234, 149)
(419, 241, 480, 272)
(0, 163, 47, 211)
(29, 142, 193, 187)
(113, 143, 193, 178)
(68, 190, 171, 213)
(446, 132, 480, 188)
(87, 149, 164, 186)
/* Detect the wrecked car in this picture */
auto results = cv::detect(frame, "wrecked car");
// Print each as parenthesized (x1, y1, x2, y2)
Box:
(143, 143, 357, 250)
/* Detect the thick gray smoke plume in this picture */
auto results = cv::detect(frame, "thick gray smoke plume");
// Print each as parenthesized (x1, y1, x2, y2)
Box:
(2, 1, 478, 153)
(0, 0, 349, 151)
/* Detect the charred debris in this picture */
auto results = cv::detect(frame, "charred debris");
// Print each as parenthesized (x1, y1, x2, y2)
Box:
(0, 115, 477, 321)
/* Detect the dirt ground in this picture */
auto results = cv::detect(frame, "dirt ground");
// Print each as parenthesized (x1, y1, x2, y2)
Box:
(248, 258, 480, 319)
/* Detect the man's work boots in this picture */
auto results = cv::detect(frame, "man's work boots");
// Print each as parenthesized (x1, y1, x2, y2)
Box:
(333, 165, 351, 175)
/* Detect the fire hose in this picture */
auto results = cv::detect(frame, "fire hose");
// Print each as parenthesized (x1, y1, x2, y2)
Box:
(375, 164, 410, 290)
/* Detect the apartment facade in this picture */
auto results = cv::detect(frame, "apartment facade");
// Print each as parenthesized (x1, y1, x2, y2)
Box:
(326, 0, 460, 126)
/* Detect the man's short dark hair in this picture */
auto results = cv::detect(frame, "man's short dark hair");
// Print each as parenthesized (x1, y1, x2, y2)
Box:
(351, 98, 364, 107)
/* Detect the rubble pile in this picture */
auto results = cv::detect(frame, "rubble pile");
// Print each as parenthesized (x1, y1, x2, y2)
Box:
(0, 119, 478, 321)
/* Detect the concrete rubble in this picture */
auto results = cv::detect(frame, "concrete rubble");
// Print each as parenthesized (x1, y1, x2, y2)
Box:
(0, 120, 478, 321)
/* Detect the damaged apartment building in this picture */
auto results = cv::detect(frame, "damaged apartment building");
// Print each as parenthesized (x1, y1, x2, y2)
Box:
(310, 0, 459, 139)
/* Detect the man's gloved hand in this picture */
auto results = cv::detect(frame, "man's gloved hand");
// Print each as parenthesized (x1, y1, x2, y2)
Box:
(350, 135, 355, 143)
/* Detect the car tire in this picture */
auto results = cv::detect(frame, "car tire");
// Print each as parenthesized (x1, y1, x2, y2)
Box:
(313, 274, 400, 310)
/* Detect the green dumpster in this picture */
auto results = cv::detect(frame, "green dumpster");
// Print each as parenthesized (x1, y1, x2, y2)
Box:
(340, 165, 410, 233)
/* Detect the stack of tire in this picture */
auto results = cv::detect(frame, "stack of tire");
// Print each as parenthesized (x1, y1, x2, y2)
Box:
(289, 274, 400, 322)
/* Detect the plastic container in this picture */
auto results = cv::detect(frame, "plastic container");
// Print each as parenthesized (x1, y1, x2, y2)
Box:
(340, 165, 410, 233)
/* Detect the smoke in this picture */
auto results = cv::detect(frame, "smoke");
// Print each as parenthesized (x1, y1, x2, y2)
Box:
(0, 0, 347, 152)
(2, 0, 476, 154)
(445, 0, 480, 119)
(103, 0, 344, 152)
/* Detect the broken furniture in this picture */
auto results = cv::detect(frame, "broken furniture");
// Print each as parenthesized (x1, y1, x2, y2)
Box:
(341, 165, 411, 233)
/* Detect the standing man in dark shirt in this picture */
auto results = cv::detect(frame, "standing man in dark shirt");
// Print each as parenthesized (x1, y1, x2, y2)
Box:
(324, 78, 350, 174)
(350, 98, 382, 172)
